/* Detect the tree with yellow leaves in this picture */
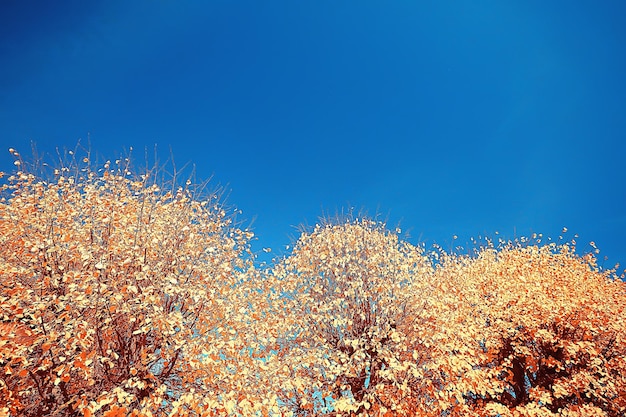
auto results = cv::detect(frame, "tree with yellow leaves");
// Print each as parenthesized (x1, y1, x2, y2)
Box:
(0, 150, 256, 416)
(264, 218, 435, 415)
(424, 240, 626, 417)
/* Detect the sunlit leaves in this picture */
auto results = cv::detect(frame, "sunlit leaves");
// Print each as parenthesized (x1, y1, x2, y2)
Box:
(0, 152, 253, 416)
(426, 243, 626, 417)
(2, 147, 625, 416)
(263, 219, 435, 416)
(254, 225, 625, 416)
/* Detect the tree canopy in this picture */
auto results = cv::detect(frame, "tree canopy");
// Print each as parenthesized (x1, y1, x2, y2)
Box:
(1, 149, 625, 416)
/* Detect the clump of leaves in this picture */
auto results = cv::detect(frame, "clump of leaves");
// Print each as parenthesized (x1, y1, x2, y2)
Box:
(0, 149, 255, 416)
(264, 218, 435, 416)
(425, 241, 626, 417)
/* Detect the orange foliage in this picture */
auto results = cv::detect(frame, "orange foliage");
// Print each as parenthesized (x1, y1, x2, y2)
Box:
(263, 219, 436, 415)
(0, 153, 255, 416)
(423, 242, 626, 417)
(1, 148, 625, 416)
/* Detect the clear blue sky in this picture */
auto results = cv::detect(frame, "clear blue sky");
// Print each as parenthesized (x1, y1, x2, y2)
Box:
(1, 1, 625, 266)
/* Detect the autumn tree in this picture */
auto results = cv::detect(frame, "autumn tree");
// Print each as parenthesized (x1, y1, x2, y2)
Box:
(3, 146, 626, 417)
(263, 218, 435, 415)
(0, 149, 259, 416)
(425, 239, 626, 416)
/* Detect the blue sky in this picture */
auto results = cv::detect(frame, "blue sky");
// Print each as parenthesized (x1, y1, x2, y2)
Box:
(1, 1, 625, 266)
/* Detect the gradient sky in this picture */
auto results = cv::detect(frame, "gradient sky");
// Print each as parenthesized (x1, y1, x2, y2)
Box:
(1, 1, 625, 266)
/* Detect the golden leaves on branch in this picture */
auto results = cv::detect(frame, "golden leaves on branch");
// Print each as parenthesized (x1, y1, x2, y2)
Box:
(424, 242, 626, 417)
(0, 149, 254, 416)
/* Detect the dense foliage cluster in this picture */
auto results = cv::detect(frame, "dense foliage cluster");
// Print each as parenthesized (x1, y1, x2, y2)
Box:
(1, 150, 625, 416)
